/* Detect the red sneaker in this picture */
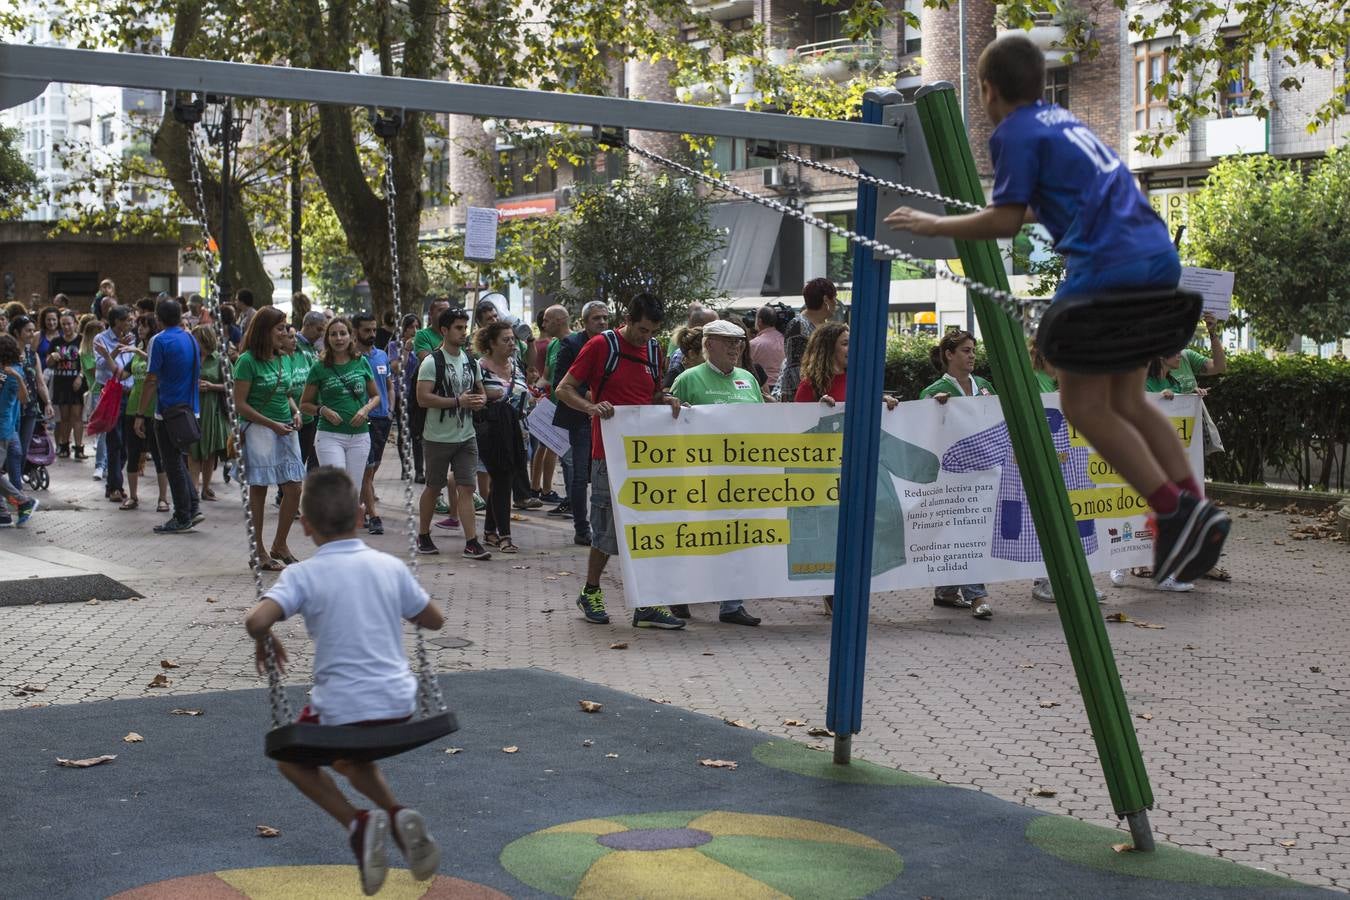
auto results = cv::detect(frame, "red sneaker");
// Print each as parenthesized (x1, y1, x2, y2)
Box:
(349, 809, 389, 896)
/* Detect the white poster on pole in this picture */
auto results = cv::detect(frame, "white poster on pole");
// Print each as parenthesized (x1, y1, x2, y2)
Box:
(1179, 266, 1234, 320)
(525, 398, 572, 457)
(464, 207, 500, 262)
(599, 394, 1203, 608)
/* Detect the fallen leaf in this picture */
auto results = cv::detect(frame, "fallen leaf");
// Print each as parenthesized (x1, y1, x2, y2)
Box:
(56, 755, 117, 768)
(579, 700, 603, 713)
(809, 743, 830, 752)
(806, 726, 834, 737)
(541, 608, 555, 614)
(544, 576, 558, 582)
(123, 732, 144, 743)
(556, 570, 574, 576)
(699, 758, 738, 770)
(1273, 539, 1285, 546)
(169, 708, 203, 716)
(443, 747, 463, 755)
(86, 598, 99, 605)
(1105, 612, 1130, 623)
(582, 739, 593, 747)
(9, 689, 29, 697)
(1031, 787, 1057, 797)
(502, 746, 519, 754)
(605, 753, 619, 758)
(1279, 839, 1297, 848)
(256, 825, 281, 838)
(160, 660, 180, 669)
(1132, 620, 1166, 630)
(609, 642, 628, 650)
(782, 718, 807, 727)
(511, 565, 529, 570)
(723, 718, 750, 728)
(16, 683, 45, 692)
(701, 651, 714, 656)
(205, 597, 217, 603)
(1183, 644, 1197, 650)
(1019, 664, 1035, 669)
(1310, 666, 1322, 673)
(1039, 701, 1061, 709)
(147, 674, 170, 688)
(1137, 713, 1154, 721)
(648, 697, 671, 704)
(1112, 843, 1135, 854)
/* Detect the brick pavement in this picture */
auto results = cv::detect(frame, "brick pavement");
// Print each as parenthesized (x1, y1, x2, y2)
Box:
(2, 458, 1347, 890)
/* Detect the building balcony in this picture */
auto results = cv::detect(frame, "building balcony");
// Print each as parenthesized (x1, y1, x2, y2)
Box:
(789, 39, 892, 82)
(688, 0, 755, 21)
(996, 23, 1078, 67)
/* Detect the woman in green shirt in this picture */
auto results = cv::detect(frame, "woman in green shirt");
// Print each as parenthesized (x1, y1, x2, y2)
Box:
(121, 315, 168, 512)
(920, 330, 995, 619)
(233, 306, 306, 570)
(300, 316, 379, 489)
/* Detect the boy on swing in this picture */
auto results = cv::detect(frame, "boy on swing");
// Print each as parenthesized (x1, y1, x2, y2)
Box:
(245, 467, 445, 895)
(885, 33, 1229, 584)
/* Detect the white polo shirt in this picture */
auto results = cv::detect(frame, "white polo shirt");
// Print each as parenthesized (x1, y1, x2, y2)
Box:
(265, 538, 428, 725)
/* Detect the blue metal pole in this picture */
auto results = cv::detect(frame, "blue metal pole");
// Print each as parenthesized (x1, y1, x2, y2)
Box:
(825, 91, 897, 762)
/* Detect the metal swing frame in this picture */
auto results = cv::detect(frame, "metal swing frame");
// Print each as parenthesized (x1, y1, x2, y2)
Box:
(0, 41, 1192, 848)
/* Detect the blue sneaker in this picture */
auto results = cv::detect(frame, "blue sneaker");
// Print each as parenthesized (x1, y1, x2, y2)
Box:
(577, 586, 609, 624)
(153, 517, 195, 534)
(633, 606, 686, 630)
(0, 513, 12, 528)
(15, 498, 38, 526)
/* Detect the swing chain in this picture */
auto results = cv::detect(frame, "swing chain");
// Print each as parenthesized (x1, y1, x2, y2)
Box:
(776, 149, 983, 213)
(611, 139, 1047, 334)
(187, 126, 293, 727)
(378, 126, 446, 717)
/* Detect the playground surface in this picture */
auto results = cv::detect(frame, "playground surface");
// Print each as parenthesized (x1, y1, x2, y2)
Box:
(2, 668, 1334, 899)
(2, 470, 1348, 895)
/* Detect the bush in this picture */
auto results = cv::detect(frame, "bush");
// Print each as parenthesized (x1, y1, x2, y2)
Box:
(884, 331, 994, 399)
(1203, 353, 1350, 490)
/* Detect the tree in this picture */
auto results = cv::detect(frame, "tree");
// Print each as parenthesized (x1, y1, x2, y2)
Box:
(553, 172, 725, 324)
(1186, 150, 1350, 348)
(0, 125, 38, 216)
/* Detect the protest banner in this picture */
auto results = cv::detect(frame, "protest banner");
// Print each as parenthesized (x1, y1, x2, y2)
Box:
(600, 394, 1203, 608)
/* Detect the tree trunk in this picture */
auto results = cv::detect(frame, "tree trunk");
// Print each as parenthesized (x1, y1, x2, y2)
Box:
(298, 0, 430, 324)
(151, 1, 274, 305)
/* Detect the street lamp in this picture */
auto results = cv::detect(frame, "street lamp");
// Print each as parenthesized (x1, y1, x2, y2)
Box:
(201, 95, 246, 301)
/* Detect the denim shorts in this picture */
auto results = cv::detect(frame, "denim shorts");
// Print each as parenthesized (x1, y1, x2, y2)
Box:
(1056, 250, 1181, 300)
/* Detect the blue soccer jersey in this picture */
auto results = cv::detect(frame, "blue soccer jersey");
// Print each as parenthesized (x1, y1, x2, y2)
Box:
(989, 101, 1173, 271)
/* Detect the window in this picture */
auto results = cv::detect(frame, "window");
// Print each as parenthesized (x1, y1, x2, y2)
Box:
(426, 156, 449, 206)
(1133, 44, 1173, 130)
(824, 210, 855, 284)
(902, 0, 922, 55)
(1219, 38, 1252, 117)
(811, 7, 879, 44)
(495, 147, 558, 199)
(100, 117, 114, 145)
(710, 137, 773, 171)
(148, 274, 176, 296)
(1044, 68, 1069, 109)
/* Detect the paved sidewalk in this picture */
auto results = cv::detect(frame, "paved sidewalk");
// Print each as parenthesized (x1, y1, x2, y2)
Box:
(2, 457, 1348, 891)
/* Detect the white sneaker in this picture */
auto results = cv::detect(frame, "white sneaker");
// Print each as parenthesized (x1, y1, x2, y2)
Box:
(1109, 569, 1126, 586)
(1156, 576, 1194, 592)
(392, 807, 441, 881)
(92, 467, 105, 480)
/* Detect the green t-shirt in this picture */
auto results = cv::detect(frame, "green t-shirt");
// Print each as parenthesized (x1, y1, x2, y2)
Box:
(416, 347, 481, 444)
(80, 350, 95, 387)
(291, 340, 319, 424)
(413, 328, 442, 357)
(1170, 348, 1208, 394)
(126, 354, 157, 415)
(1033, 370, 1058, 393)
(307, 356, 375, 435)
(670, 363, 763, 406)
(919, 374, 996, 399)
(545, 337, 561, 383)
(233, 350, 293, 424)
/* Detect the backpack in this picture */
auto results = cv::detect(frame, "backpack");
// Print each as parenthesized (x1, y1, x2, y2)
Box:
(429, 349, 476, 423)
(594, 329, 663, 403)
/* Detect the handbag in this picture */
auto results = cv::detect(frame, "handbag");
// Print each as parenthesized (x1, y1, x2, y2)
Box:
(86, 380, 124, 435)
(163, 403, 202, 450)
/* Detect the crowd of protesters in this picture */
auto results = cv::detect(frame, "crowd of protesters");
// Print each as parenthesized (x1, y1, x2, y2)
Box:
(1, 277, 1221, 624)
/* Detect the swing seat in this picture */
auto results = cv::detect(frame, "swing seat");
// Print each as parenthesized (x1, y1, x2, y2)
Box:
(265, 711, 458, 766)
(1035, 288, 1203, 375)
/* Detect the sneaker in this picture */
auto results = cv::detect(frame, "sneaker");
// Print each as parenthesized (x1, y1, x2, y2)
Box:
(463, 539, 491, 560)
(933, 588, 972, 609)
(414, 474, 426, 484)
(513, 496, 543, 510)
(472, 492, 486, 512)
(971, 600, 994, 619)
(577, 586, 609, 624)
(349, 809, 390, 897)
(92, 467, 104, 481)
(153, 517, 195, 534)
(1155, 575, 1195, 592)
(190, 512, 205, 526)
(669, 604, 692, 618)
(434, 516, 460, 530)
(1032, 579, 1106, 604)
(539, 490, 563, 505)
(547, 500, 571, 518)
(719, 607, 761, 626)
(1152, 494, 1231, 584)
(573, 532, 592, 546)
(15, 498, 38, 526)
(391, 807, 440, 882)
(416, 534, 439, 555)
(633, 606, 686, 629)
(434, 498, 450, 515)
(1109, 569, 1126, 586)
(367, 516, 384, 535)
(823, 594, 834, 615)
(0, 515, 12, 528)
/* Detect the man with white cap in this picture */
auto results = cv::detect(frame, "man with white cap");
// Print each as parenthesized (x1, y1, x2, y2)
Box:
(668, 317, 764, 626)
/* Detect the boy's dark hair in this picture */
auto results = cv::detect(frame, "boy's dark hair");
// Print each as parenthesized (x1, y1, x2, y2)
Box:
(301, 467, 360, 537)
(437, 307, 470, 332)
(219, 305, 237, 326)
(802, 278, 836, 311)
(156, 297, 183, 327)
(626, 292, 665, 325)
(135, 296, 156, 314)
(236, 288, 255, 308)
(931, 329, 977, 373)
(977, 34, 1046, 105)
(0, 333, 20, 366)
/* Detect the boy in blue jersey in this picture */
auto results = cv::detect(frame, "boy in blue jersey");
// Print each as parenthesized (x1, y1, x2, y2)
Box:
(885, 34, 1228, 585)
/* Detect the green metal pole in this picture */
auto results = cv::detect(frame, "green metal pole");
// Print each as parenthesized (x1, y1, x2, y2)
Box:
(914, 83, 1156, 849)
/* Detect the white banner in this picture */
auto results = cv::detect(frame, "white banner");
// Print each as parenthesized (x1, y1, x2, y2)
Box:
(600, 394, 1203, 608)
(525, 398, 572, 457)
